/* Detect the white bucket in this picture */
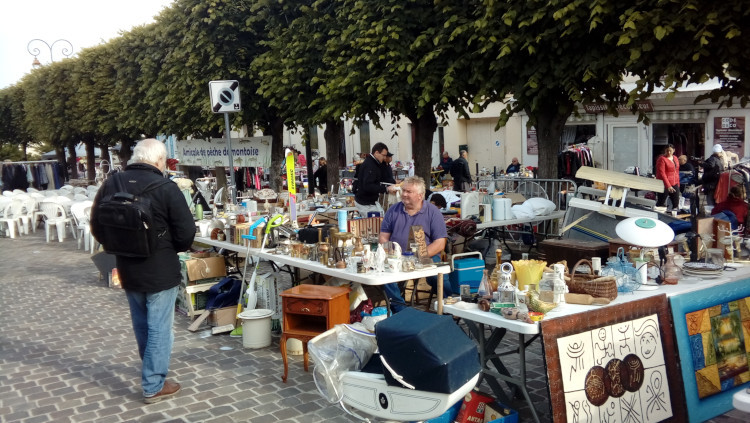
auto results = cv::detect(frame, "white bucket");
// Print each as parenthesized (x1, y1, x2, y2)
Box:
(286, 338, 304, 355)
(237, 309, 273, 348)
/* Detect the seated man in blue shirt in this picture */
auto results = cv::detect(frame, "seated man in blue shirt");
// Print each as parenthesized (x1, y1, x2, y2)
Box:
(379, 176, 448, 312)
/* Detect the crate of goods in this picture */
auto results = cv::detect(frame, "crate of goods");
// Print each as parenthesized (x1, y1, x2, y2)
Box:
(449, 252, 485, 293)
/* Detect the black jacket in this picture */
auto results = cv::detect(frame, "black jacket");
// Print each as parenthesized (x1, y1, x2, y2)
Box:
(381, 161, 395, 184)
(702, 155, 723, 190)
(90, 163, 196, 292)
(313, 164, 328, 194)
(450, 157, 472, 192)
(354, 154, 387, 205)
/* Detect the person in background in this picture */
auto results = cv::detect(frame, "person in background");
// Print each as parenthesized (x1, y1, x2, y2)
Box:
(439, 151, 453, 178)
(313, 157, 328, 194)
(90, 139, 195, 404)
(297, 150, 306, 167)
(506, 157, 521, 174)
(354, 142, 397, 216)
(678, 155, 697, 190)
(655, 144, 680, 210)
(429, 192, 448, 210)
(450, 150, 472, 192)
(702, 144, 725, 205)
(379, 176, 448, 313)
(712, 185, 748, 231)
(381, 152, 396, 184)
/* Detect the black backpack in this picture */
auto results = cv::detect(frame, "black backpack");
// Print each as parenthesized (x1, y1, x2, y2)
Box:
(95, 173, 170, 258)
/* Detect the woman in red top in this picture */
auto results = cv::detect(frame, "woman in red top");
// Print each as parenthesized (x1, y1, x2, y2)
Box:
(712, 185, 748, 230)
(655, 144, 680, 209)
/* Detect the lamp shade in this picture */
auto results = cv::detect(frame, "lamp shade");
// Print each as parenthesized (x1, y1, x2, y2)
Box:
(615, 217, 674, 248)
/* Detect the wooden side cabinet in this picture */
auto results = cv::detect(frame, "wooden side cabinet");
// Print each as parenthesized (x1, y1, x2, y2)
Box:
(280, 284, 350, 382)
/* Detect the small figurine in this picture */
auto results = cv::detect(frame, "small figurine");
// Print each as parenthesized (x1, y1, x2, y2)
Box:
(375, 243, 386, 273)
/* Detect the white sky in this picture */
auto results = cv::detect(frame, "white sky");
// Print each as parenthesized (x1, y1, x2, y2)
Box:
(0, 0, 176, 89)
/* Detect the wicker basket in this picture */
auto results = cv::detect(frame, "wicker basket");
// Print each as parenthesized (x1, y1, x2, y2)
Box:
(566, 259, 618, 301)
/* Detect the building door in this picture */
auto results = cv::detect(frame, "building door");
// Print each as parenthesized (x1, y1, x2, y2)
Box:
(467, 119, 506, 173)
(607, 124, 648, 173)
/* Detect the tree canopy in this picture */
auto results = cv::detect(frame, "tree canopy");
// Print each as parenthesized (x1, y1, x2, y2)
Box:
(1, 0, 749, 183)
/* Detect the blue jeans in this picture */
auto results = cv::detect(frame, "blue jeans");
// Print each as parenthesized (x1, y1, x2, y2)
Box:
(125, 285, 178, 396)
(383, 255, 445, 313)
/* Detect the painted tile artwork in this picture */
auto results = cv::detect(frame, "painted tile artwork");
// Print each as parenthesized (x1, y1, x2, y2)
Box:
(685, 298, 750, 399)
(557, 314, 672, 423)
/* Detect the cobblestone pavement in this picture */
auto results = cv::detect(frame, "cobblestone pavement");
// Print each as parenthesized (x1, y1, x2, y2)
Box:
(0, 232, 748, 422)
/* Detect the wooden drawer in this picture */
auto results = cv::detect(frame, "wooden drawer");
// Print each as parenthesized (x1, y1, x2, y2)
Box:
(284, 297, 327, 316)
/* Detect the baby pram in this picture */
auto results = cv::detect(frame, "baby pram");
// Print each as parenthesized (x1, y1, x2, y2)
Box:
(309, 308, 480, 421)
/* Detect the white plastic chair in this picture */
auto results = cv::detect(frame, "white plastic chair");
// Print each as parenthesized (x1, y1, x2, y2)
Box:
(73, 187, 87, 195)
(26, 187, 39, 193)
(71, 201, 93, 251)
(73, 193, 89, 201)
(39, 200, 75, 242)
(0, 199, 24, 238)
(17, 197, 37, 234)
(0, 196, 11, 217)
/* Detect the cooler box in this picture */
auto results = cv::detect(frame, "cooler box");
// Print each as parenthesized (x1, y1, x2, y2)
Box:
(449, 252, 485, 294)
(375, 308, 480, 394)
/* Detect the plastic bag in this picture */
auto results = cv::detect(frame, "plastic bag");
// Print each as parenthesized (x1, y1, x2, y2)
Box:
(309, 323, 378, 403)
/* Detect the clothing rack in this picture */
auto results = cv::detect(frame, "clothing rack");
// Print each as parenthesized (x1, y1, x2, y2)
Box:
(2, 160, 59, 165)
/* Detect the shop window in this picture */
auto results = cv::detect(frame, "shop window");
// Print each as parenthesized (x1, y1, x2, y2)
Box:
(359, 121, 371, 154)
(308, 125, 319, 150)
(652, 123, 705, 165)
(560, 124, 596, 148)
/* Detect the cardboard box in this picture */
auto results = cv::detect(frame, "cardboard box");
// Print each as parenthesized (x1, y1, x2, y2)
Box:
(185, 256, 227, 282)
(483, 401, 518, 423)
(208, 306, 238, 327)
(455, 390, 494, 423)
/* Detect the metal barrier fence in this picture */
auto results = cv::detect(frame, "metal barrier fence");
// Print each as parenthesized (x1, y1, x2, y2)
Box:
(476, 177, 578, 211)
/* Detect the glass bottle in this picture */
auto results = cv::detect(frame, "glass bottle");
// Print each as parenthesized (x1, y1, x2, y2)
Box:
(662, 253, 682, 285)
(477, 269, 491, 299)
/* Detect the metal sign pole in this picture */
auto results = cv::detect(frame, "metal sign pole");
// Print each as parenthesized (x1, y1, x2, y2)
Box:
(224, 112, 236, 204)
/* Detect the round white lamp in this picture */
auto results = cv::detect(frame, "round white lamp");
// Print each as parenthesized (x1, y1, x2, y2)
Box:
(615, 217, 675, 289)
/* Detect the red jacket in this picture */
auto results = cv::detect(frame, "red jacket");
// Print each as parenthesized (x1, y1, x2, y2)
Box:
(656, 155, 679, 189)
(712, 197, 748, 228)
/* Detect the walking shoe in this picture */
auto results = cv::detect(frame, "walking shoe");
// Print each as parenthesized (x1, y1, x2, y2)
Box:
(143, 380, 181, 404)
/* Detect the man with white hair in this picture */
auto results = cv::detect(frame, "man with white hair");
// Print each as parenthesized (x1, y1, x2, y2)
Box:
(91, 139, 195, 404)
(379, 176, 448, 312)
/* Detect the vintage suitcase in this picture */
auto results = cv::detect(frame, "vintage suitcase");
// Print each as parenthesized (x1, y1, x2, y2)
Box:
(375, 308, 479, 394)
(538, 238, 609, 266)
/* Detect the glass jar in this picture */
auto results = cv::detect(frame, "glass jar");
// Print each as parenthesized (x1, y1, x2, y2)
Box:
(402, 251, 416, 272)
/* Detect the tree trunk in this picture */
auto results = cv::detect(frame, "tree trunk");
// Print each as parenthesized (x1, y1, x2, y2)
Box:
(304, 127, 314, 196)
(409, 113, 438, 185)
(67, 144, 78, 180)
(268, 115, 285, 192)
(528, 101, 574, 179)
(86, 139, 96, 181)
(324, 119, 344, 195)
(119, 138, 135, 166)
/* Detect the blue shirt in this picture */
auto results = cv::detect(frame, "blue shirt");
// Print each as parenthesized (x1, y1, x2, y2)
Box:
(380, 201, 448, 251)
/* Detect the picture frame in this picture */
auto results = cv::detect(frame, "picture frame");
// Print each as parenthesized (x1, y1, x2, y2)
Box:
(541, 294, 685, 422)
(670, 278, 750, 422)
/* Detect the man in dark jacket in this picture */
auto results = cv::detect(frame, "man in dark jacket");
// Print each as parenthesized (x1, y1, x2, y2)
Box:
(354, 142, 397, 216)
(90, 139, 196, 404)
(313, 157, 328, 194)
(450, 150, 472, 192)
(702, 144, 725, 205)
